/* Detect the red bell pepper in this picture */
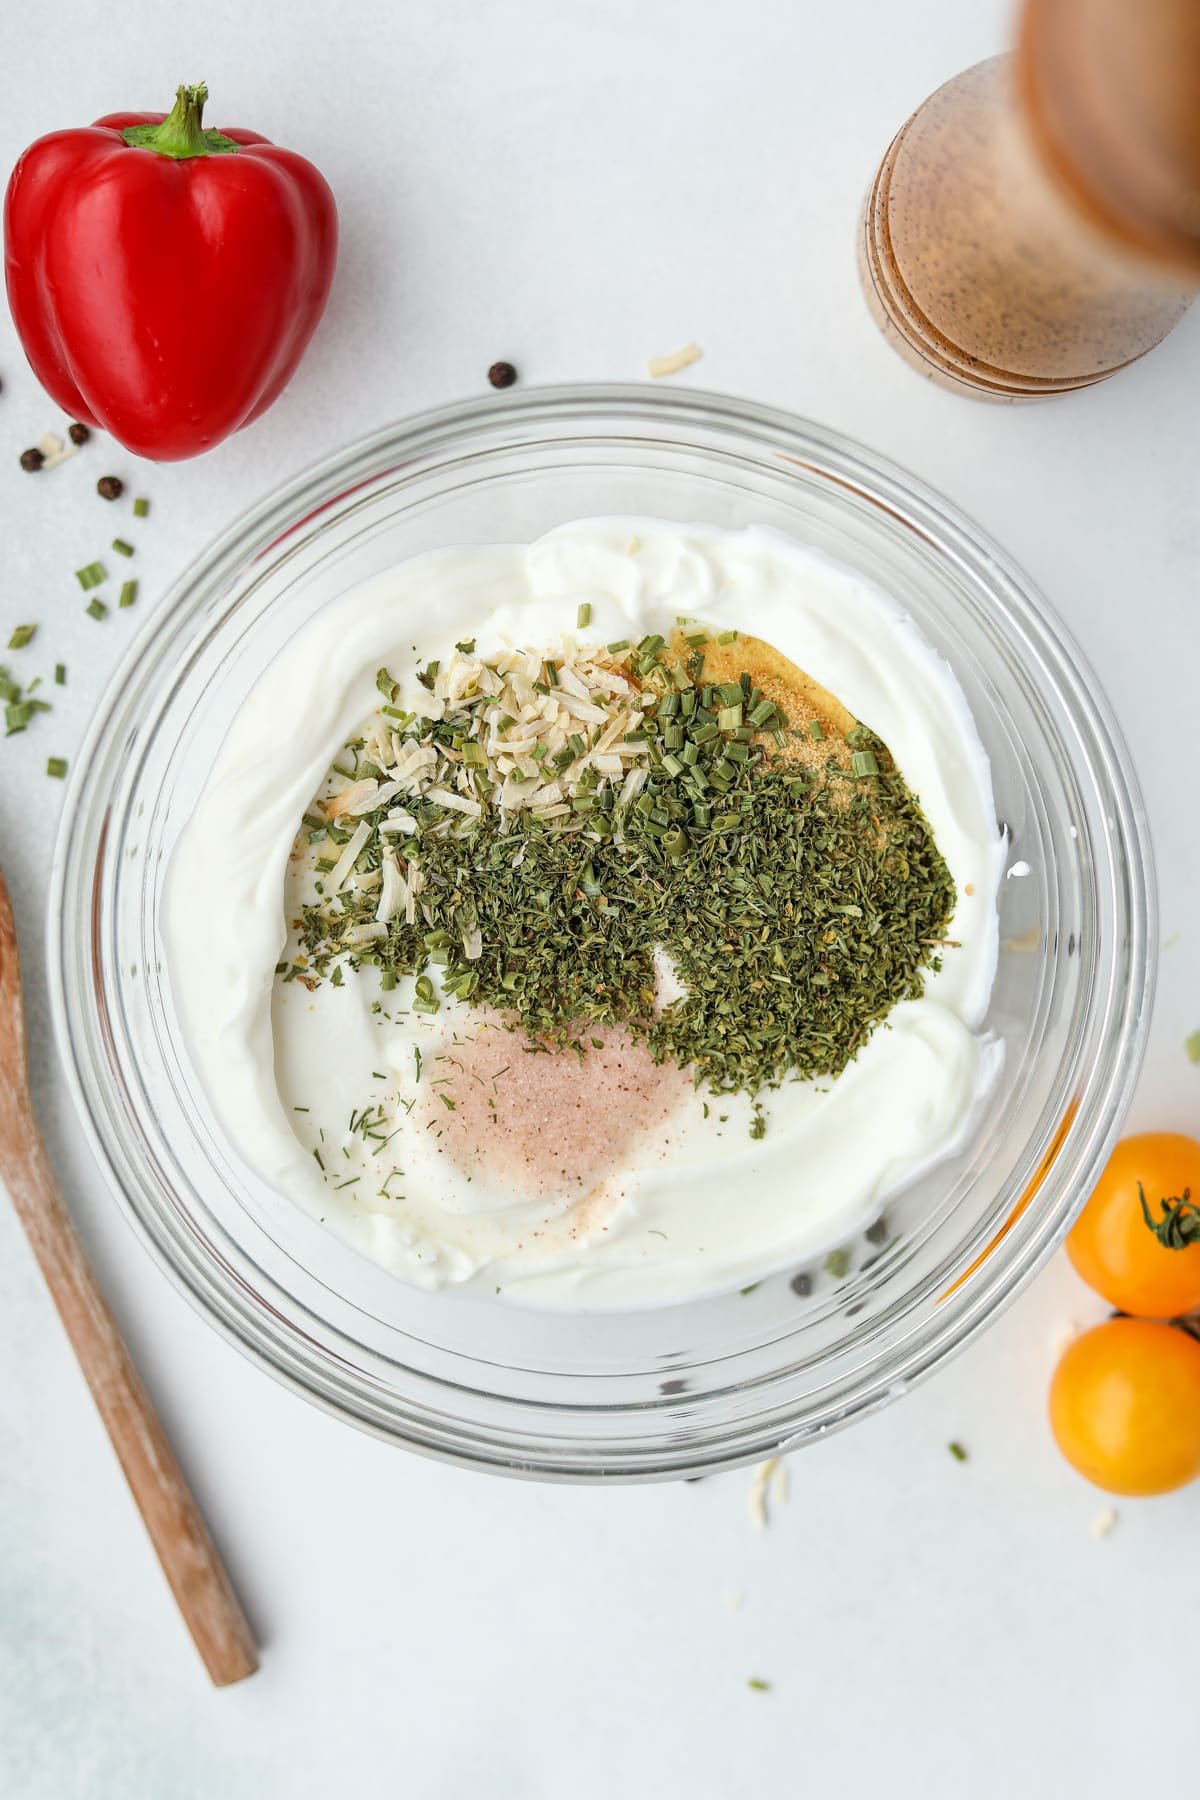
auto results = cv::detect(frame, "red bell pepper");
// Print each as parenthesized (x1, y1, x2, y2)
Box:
(4, 83, 337, 461)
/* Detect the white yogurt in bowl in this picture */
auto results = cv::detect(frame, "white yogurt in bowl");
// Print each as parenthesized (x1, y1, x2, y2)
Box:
(164, 519, 1004, 1308)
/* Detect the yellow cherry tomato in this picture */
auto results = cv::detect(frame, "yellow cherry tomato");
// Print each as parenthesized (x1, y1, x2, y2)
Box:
(1066, 1132, 1200, 1317)
(1049, 1318, 1200, 1496)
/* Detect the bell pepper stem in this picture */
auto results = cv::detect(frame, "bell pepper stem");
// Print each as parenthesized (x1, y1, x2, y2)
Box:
(120, 84, 241, 160)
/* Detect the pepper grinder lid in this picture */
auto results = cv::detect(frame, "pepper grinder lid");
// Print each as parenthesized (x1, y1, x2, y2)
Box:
(1018, 0, 1200, 276)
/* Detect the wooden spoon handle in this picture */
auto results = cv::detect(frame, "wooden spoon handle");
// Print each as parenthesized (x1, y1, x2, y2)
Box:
(5, 1112, 258, 1684)
(5, 1111, 258, 1683)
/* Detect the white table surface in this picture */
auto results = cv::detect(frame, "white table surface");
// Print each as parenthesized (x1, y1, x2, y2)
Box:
(2, 1, 1198, 1794)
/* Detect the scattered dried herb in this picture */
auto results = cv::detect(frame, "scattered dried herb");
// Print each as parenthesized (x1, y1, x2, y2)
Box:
(948, 1440, 968, 1463)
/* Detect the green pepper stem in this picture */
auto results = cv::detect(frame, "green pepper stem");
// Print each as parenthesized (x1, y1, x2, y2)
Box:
(120, 83, 241, 159)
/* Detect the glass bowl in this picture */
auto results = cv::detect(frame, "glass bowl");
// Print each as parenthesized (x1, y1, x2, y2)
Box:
(49, 386, 1154, 1481)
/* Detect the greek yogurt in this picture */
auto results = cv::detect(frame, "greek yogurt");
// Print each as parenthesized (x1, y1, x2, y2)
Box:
(163, 521, 1004, 1308)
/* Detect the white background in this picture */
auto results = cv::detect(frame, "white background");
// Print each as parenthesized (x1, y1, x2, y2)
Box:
(2, 2, 1198, 1795)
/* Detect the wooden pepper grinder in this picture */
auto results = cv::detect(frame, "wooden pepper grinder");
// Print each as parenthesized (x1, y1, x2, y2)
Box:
(860, 0, 1200, 397)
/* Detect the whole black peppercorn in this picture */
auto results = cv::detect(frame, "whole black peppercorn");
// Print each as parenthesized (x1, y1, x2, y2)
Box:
(864, 1216, 890, 1246)
(20, 447, 45, 472)
(97, 475, 124, 500)
(68, 422, 91, 445)
(790, 1271, 813, 1298)
(487, 360, 517, 389)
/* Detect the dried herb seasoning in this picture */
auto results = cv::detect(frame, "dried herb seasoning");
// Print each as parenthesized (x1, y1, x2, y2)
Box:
(289, 630, 955, 1100)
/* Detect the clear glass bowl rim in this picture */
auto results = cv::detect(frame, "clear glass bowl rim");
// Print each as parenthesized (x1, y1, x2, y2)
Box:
(47, 383, 1156, 1481)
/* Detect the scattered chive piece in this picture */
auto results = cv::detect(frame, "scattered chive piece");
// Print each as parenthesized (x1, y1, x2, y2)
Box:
(1186, 1029, 1200, 1064)
(809, 719, 825, 741)
(683, 630, 708, 647)
(851, 749, 879, 778)
(717, 629, 738, 644)
(606, 639, 630, 653)
(948, 1441, 968, 1463)
(75, 562, 106, 590)
(119, 580, 138, 608)
(413, 973, 440, 1015)
(747, 1678, 771, 1693)
(8, 625, 36, 650)
(823, 1247, 850, 1279)
(111, 538, 134, 558)
(132, 496, 150, 518)
(54, 663, 66, 686)
(544, 660, 559, 687)
(46, 756, 67, 779)
(85, 598, 107, 621)
(576, 602, 592, 629)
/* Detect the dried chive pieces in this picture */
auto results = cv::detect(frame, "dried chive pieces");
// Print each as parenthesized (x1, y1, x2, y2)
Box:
(76, 562, 106, 590)
(7, 625, 36, 650)
(576, 602, 592, 629)
(119, 580, 138, 608)
(948, 1441, 968, 1463)
(111, 538, 135, 558)
(46, 756, 67, 779)
(132, 496, 150, 518)
(85, 597, 108, 621)
(54, 663, 66, 686)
